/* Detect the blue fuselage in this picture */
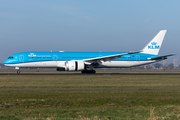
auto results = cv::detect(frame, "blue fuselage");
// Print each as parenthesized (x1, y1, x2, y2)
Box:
(4, 51, 158, 65)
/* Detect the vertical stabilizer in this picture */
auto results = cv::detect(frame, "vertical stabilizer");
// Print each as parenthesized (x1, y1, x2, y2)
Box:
(142, 30, 167, 55)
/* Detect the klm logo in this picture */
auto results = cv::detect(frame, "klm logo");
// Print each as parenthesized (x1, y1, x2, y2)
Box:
(148, 42, 160, 49)
(28, 53, 36, 57)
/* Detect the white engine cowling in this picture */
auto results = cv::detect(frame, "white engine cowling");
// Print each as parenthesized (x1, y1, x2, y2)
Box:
(65, 61, 85, 71)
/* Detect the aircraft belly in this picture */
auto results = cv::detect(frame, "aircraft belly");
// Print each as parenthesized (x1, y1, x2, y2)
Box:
(98, 61, 154, 68)
(5, 61, 58, 68)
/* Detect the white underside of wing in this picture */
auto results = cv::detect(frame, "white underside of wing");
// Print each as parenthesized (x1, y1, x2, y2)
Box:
(97, 61, 155, 68)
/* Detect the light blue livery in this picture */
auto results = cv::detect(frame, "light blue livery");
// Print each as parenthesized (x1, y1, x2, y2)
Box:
(4, 30, 175, 74)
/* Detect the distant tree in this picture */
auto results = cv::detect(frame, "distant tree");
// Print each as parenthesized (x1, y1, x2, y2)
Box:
(168, 63, 174, 69)
(163, 65, 168, 69)
(146, 65, 152, 69)
(154, 63, 162, 68)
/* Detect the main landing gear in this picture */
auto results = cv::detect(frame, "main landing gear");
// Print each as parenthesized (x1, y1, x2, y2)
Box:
(81, 70, 96, 74)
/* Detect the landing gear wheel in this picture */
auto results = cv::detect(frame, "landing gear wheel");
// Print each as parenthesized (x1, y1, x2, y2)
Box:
(81, 70, 96, 74)
(90, 70, 96, 74)
(17, 70, 20, 74)
(81, 70, 86, 74)
(92, 70, 96, 74)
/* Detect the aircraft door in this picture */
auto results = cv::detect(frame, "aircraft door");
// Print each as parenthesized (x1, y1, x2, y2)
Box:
(53, 55, 57, 61)
(19, 55, 24, 62)
(136, 55, 140, 61)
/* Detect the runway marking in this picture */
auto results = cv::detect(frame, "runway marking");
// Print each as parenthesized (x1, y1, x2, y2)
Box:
(0, 73, 180, 75)
(1, 88, 180, 90)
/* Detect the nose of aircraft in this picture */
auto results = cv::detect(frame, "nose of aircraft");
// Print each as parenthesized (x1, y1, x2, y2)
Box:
(3, 59, 9, 64)
(3, 55, 18, 66)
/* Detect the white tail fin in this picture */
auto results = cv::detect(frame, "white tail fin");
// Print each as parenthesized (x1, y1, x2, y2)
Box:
(142, 30, 167, 55)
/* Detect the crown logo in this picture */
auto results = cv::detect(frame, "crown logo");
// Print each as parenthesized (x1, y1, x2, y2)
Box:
(148, 41, 160, 49)
(151, 42, 157, 45)
(28, 53, 36, 57)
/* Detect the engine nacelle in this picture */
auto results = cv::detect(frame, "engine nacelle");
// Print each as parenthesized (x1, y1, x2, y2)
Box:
(65, 61, 85, 71)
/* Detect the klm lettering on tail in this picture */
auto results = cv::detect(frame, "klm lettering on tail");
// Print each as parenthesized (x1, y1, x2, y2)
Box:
(148, 42, 160, 49)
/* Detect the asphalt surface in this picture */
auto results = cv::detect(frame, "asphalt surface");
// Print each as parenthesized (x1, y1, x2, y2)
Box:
(0, 73, 180, 75)
(1, 88, 180, 90)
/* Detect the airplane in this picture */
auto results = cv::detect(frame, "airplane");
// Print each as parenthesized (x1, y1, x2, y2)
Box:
(4, 30, 175, 74)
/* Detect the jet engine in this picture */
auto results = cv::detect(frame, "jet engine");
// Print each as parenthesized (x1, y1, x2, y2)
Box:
(65, 61, 85, 71)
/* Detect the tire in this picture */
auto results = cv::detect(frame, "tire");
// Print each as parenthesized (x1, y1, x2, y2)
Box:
(81, 70, 86, 74)
(17, 70, 20, 74)
(92, 70, 96, 74)
(81, 70, 96, 74)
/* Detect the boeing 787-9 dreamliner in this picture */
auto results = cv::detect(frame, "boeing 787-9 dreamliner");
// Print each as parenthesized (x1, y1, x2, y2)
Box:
(4, 30, 175, 74)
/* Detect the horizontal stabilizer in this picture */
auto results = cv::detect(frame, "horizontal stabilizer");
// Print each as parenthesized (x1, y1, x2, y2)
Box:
(147, 54, 176, 60)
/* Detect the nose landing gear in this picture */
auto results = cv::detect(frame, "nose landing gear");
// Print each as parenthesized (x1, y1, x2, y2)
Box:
(15, 67, 20, 74)
(17, 70, 20, 74)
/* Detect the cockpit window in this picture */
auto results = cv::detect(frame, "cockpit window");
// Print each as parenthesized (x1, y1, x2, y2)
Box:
(8, 57, 13, 59)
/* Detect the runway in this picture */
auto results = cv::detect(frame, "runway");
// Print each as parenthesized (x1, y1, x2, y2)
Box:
(0, 73, 180, 75)
(1, 87, 180, 90)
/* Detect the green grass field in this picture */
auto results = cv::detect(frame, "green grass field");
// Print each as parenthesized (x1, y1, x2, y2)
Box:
(0, 74, 180, 119)
(0, 75, 180, 88)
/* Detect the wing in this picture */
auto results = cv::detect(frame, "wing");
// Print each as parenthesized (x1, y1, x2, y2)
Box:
(82, 51, 142, 65)
(147, 54, 176, 60)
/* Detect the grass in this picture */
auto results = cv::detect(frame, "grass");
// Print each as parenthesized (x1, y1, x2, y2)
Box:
(1, 106, 180, 120)
(0, 75, 180, 88)
(1, 90, 180, 119)
(1, 74, 180, 119)
(1, 90, 180, 108)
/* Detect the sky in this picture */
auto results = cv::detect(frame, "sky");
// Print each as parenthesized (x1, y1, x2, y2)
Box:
(0, 0, 180, 63)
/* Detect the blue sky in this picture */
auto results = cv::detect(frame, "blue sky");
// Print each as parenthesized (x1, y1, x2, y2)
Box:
(0, 0, 179, 63)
